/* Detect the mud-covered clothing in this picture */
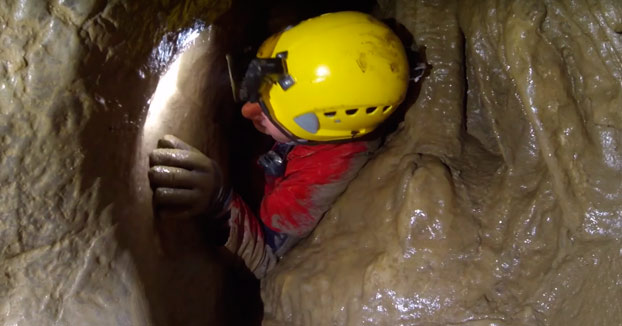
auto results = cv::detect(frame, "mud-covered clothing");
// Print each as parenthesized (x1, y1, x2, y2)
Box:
(224, 140, 378, 278)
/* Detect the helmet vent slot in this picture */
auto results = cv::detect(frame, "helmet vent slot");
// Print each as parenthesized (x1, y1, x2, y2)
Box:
(382, 105, 392, 113)
(346, 109, 358, 115)
(366, 107, 377, 114)
(324, 111, 336, 118)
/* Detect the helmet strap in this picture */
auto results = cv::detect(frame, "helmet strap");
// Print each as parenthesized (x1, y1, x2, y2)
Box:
(258, 99, 307, 144)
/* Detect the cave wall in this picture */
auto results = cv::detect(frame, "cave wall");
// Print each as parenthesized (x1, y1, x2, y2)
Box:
(261, 0, 622, 325)
(0, 1, 247, 325)
(1, 1, 147, 324)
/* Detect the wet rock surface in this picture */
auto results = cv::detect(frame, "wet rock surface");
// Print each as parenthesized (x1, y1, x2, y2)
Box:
(0, 1, 258, 325)
(2, 0, 622, 325)
(262, 0, 622, 325)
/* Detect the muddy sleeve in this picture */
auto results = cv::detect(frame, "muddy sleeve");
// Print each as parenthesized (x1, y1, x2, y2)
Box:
(223, 193, 277, 278)
(259, 141, 379, 247)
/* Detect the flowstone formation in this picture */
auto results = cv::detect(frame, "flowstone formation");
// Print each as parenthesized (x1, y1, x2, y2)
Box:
(0, 1, 253, 325)
(262, 0, 622, 325)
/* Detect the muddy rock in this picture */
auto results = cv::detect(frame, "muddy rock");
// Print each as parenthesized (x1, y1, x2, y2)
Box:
(0, 1, 244, 325)
(261, 0, 622, 325)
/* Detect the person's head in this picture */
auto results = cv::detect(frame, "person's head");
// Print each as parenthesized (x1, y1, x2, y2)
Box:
(240, 11, 410, 143)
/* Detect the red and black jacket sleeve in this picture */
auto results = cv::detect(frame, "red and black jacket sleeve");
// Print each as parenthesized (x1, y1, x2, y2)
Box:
(224, 140, 378, 278)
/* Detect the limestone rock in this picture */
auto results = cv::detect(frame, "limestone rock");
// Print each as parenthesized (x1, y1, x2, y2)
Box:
(261, 1, 622, 325)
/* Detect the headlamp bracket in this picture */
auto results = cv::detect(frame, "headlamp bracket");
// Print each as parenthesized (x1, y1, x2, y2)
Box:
(239, 51, 294, 102)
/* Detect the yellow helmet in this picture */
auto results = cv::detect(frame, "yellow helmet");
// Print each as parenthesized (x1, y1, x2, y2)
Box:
(241, 11, 409, 142)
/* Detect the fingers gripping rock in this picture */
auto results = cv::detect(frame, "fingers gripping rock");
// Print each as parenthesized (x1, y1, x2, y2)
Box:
(148, 134, 228, 220)
(149, 149, 215, 171)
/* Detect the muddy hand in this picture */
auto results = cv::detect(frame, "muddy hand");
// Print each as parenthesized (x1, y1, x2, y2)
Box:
(148, 134, 227, 220)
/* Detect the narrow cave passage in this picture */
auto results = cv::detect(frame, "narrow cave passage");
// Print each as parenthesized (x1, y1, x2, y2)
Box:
(123, 1, 384, 325)
(3, 0, 622, 325)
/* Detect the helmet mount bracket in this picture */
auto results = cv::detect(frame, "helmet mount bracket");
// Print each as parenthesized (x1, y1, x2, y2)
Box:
(239, 51, 294, 102)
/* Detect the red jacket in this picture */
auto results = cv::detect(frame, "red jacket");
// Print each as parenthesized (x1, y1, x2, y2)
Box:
(224, 140, 377, 277)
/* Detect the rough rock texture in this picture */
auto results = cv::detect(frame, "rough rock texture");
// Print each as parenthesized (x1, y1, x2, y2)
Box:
(0, 1, 256, 325)
(262, 0, 622, 325)
(0, 1, 146, 324)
